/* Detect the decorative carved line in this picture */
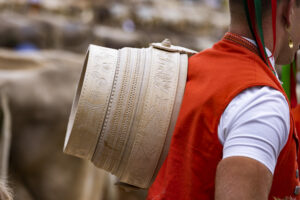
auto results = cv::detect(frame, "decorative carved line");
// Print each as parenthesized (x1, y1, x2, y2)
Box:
(66, 44, 188, 189)
(106, 49, 132, 171)
(65, 46, 118, 159)
(111, 48, 143, 175)
(122, 48, 180, 187)
(92, 49, 124, 167)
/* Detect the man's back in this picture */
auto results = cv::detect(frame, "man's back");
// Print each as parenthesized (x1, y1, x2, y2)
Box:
(147, 33, 300, 200)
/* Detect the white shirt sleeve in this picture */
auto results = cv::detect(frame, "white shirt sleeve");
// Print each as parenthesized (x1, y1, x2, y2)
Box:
(218, 86, 290, 174)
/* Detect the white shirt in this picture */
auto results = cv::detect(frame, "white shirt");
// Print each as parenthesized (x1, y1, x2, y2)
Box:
(217, 39, 290, 174)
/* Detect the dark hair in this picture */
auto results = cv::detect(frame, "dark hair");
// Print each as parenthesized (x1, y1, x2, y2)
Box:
(230, 0, 300, 10)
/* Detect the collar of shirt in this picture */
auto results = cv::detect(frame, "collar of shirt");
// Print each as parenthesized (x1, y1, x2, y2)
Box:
(242, 37, 281, 83)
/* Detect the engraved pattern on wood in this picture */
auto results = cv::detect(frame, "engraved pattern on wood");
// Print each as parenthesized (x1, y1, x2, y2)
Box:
(93, 51, 122, 165)
(121, 48, 180, 187)
(106, 49, 133, 171)
(64, 46, 118, 160)
(111, 49, 143, 175)
(116, 47, 154, 185)
(93, 49, 129, 169)
(114, 48, 149, 179)
(65, 43, 190, 189)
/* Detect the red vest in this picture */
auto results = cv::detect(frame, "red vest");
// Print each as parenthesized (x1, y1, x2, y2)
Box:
(147, 33, 300, 200)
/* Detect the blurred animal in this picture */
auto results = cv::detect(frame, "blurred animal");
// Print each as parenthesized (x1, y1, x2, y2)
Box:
(0, 92, 13, 200)
(0, 181, 13, 200)
(0, 49, 147, 200)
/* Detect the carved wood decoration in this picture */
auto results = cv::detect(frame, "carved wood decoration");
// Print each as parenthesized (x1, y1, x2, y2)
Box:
(64, 40, 196, 188)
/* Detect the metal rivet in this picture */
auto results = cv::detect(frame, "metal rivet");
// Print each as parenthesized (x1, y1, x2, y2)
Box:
(294, 186, 300, 195)
(161, 39, 172, 47)
(297, 170, 299, 179)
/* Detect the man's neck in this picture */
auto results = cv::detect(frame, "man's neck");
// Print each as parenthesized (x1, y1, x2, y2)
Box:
(229, 24, 277, 61)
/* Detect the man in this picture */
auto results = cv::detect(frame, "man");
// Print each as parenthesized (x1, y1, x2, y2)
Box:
(147, 0, 300, 199)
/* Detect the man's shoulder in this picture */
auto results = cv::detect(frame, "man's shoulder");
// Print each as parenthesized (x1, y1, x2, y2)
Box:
(188, 39, 256, 68)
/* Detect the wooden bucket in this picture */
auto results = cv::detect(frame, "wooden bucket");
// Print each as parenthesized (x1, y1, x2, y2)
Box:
(64, 40, 196, 189)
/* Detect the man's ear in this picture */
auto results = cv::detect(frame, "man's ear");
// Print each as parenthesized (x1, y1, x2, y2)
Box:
(283, 0, 296, 27)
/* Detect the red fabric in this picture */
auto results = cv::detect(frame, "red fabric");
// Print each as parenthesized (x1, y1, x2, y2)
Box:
(292, 106, 300, 131)
(291, 59, 298, 108)
(147, 35, 300, 200)
(292, 105, 300, 167)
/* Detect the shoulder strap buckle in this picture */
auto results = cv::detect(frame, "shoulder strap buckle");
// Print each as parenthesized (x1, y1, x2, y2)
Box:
(150, 39, 197, 55)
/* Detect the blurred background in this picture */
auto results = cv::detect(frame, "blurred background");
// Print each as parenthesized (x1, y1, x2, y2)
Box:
(0, 0, 229, 52)
(0, 0, 295, 200)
